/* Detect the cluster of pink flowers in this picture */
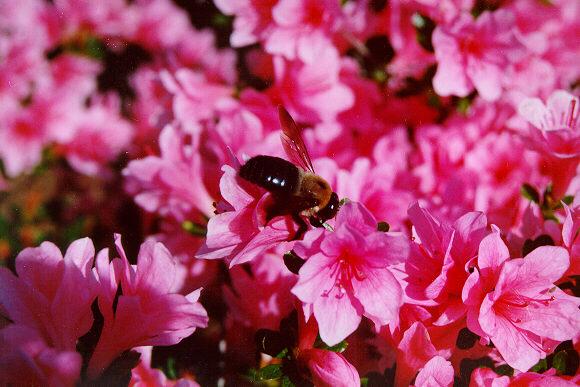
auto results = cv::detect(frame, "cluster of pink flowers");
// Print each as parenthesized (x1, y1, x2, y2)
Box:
(1, 0, 579, 385)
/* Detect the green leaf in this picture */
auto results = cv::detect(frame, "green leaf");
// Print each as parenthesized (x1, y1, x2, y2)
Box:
(530, 358, 548, 373)
(326, 340, 349, 353)
(521, 183, 540, 203)
(552, 351, 568, 374)
(275, 348, 289, 359)
(377, 221, 390, 232)
(165, 357, 177, 380)
(562, 195, 574, 205)
(181, 221, 207, 237)
(495, 364, 514, 377)
(252, 364, 283, 381)
(281, 375, 295, 387)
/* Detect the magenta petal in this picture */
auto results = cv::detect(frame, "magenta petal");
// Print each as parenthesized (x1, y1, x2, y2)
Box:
(133, 241, 176, 295)
(335, 201, 376, 233)
(506, 246, 569, 294)
(479, 294, 541, 371)
(477, 232, 510, 273)
(517, 289, 580, 342)
(15, 242, 64, 298)
(292, 253, 337, 304)
(414, 356, 454, 387)
(63, 237, 95, 275)
(314, 290, 362, 347)
(352, 267, 402, 329)
(228, 218, 292, 266)
(303, 349, 360, 387)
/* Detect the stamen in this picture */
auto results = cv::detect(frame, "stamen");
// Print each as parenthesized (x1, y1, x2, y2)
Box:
(567, 99, 578, 129)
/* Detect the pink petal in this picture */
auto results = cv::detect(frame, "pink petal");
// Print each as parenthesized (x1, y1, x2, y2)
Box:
(335, 201, 376, 233)
(396, 322, 437, 387)
(477, 232, 510, 274)
(432, 28, 471, 97)
(414, 356, 454, 387)
(352, 267, 402, 328)
(517, 289, 580, 342)
(506, 247, 569, 294)
(303, 349, 360, 387)
(63, 237, 95, 275)
(292, 253, 337, 304)
(518, 97, 547, 129)
(314, 290, 362, 346)
(133, 241, 176, 296)
(479, 294, 541, 371)
(467, 58, 502, 101)
(15, 242, 64, 298)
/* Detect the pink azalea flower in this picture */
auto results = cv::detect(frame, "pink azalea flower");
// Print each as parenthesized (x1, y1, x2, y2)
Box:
(265, 0, 342, 59)
(562, 202, 580, 276)
(130, 346, 200, 387)
(296, 310, 360, 387)
(59, 94, 134, 177)
(0, 238, 98, 350)
(196, 163, 296, 267)
(53, 0, 136, 38)
(214, 0, 278, 47)
(405, 202, 487, 325)
(301, 348, 360, 387)
(462, 231, 580, 371)
(432, 10, 525, 101)
(469, 367, 509, 386)
(329, 156, 415, 231)
(123, 124, 215, 220)
(87, 235, 208, 378)
(224, 252, 296, 330)
(518, 90, 579, 196)
(470, 367, 580, 387)
(271, 36, 354, 124)
(292, 202, 409, 346)
(0, 325, 82, 387)
(414, 355, 454, 387)
(160, 68, 231, 134)
(464, 132, 539, 229)
(519, 90, 579, 159)
(145, 219, 219, 294)
(0, 0, 52, 97)
(394, 322, 438, 387)
(381, 1, 436, 88)
(0, 96, 52, 177)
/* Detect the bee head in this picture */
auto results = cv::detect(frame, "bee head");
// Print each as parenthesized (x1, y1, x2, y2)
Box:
(301, 174, 332, 209)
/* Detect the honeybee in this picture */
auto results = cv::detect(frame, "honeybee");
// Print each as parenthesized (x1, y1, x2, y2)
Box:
(239, 106, 340, 238)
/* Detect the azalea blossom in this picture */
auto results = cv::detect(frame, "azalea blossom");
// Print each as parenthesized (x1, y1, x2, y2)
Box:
(462, 231, 580, 371)
(295, 309, 360, 387)
(405, 202, 487, 325)
(292, 201, 409, 346)
(414, 355, 454, 387)
(0, 238, 98, 350)
(196, 163, 297, 267)
(123, 124, 215, 220)
(518, 89, 579, 159)
(432, 10, 525, 101)
(87, 235, 208, 378)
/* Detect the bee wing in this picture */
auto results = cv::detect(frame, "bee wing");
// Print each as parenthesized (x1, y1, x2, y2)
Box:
(278, 106, 315, 173)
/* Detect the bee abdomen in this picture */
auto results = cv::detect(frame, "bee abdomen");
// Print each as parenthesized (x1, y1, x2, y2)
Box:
(239, 155, 299, 194)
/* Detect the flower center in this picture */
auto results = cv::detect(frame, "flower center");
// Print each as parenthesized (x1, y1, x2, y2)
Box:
(498, 292, 555, 324)
(321, 255, 366, 299)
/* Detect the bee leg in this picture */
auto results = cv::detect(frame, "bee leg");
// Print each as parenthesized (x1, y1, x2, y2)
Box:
(291, 213, 308, 241)
(308, 215, 324, 228)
